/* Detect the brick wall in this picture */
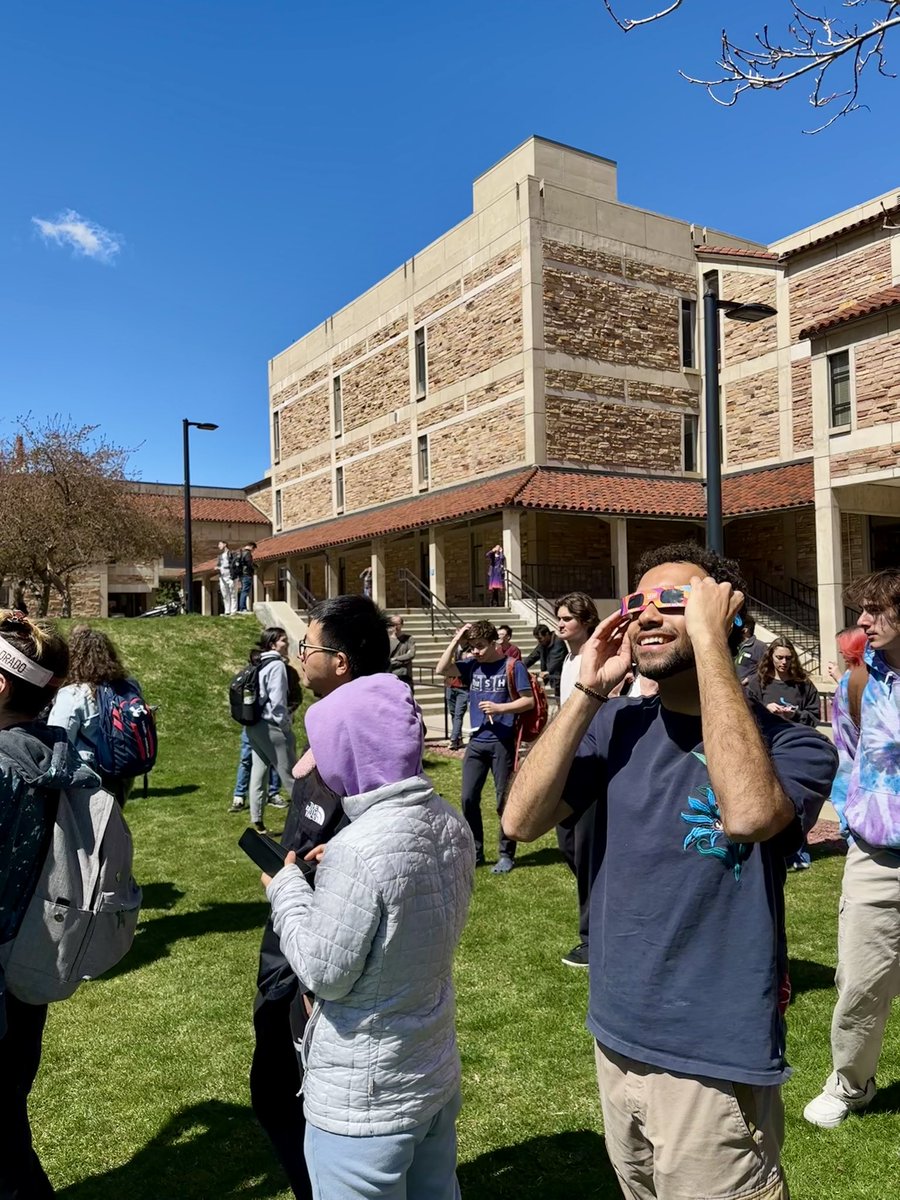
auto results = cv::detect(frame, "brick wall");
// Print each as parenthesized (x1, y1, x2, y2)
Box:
(426, 275, 522, 393)
(545, 394, 683, 471)
(338, 546, 371, 595)
(627, 520, 704, 585)
(279, 385, 330, 461)
(385, 535, 419, 608)
(721, 271, 778, 363)
(842, 512, 868, 582)
(725, 514, 788, 588)
(341, 340, 409, 433)
(791, 360, 813, 452)
(281, 474, 333, 526)
(854, 330, 900, 428)
(831, 442, 900, 478)
(794, 509, 818, 588)
(444, 525, 472, 607)
(427, 399, 526, 489)
(789, 239, 893, 340)
(725, 369, 779, 465)
(344, 444, 413, 511)
(529, 513, 613, 592)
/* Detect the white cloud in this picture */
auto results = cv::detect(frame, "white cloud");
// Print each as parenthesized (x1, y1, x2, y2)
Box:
(31, 209, 122, 263)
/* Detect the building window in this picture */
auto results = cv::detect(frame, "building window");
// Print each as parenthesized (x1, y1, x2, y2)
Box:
(418, 433, 429, 489)
(683, 413, 699, 472)
(415, 326, 427, 399)
(333, 376, 343, 437)
(272, 410, 281, 464)
(274, 488, 283, 530)
(680, 299, 697, 368)
(335, 465, 344, 513)
(828, 350, 852, 428)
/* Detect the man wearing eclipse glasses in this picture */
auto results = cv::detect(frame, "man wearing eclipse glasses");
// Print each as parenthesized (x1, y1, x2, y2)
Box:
(505, 542, 838, 1200)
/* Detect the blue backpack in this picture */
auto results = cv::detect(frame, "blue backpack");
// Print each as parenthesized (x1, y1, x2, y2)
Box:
(93, 680, 158, 781)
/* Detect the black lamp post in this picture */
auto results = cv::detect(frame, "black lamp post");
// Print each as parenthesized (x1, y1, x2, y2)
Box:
(703, 293, 777, 554)
(182, 418, 219, 613)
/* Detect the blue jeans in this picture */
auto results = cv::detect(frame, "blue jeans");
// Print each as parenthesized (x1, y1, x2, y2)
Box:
(238, 576, 253, 611)
(446, 688, 468, 744)
(235, 727, 280, 799)
(304, 1090, 461, 1200)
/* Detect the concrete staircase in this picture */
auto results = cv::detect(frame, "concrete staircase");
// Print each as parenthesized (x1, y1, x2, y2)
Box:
(397, 607, 540, 740)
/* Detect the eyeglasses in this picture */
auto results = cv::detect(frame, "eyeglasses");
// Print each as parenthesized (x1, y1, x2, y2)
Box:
(619, 585, 692, 617)
(298, 639, 341, 659)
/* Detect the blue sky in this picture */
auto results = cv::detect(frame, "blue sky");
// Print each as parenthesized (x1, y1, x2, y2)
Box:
(2, 1, 897, 486)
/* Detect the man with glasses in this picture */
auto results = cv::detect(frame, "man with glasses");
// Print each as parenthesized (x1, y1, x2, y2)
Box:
(250, 595, 392, 1199)
(504, 543, 837, 1200)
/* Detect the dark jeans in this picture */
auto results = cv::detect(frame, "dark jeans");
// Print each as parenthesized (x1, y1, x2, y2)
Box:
(461, 737, 516, 860)
(446, 688, 468, 744)
(250, 990, 312, 1200)
(238, 576, 253, 612)
(0, 993, 55, 1200)
(556, 804, 599, 948)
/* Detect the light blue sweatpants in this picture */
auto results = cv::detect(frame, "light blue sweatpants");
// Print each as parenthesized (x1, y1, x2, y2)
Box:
(304, 1090, 462, 1200)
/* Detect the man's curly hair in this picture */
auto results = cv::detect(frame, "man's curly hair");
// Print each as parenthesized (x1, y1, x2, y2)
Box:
(633, 541, 748, 656)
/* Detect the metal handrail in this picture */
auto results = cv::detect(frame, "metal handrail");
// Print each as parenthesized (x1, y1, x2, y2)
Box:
(523, 562, 614, 599)
(397, 569, 467, 638)
(281, 564, 316, 610)
(503, 565, 555, 626)
(751, 576, 819, 632)
(746, 594, 821, 673)
(790, 577, 818, 611)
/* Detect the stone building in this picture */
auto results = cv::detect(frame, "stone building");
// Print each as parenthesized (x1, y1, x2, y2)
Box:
(196, 137, 900, 664)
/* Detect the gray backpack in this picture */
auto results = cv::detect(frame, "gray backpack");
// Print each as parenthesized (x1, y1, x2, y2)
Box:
(0, 781, 142, 1004)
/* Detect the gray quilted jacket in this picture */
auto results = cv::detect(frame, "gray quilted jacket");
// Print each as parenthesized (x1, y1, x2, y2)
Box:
(267, 774, 475, 1136)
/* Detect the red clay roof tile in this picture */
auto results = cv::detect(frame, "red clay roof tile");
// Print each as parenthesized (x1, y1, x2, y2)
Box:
(799, 285, 900, 340)
(695, 246, 779, 262)
(134, 493, 270, 525)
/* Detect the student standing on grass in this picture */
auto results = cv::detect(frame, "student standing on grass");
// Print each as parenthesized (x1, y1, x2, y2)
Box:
(237, 542, 257, 613)
(245, 628, 297, 834)
(0, 610, 75, 1200)
(804, 569, 900, 1130)
(436, 620, 533, 874)
(217, 540, 238, 615)
(262, 671, 474, 1200)
(503, 544, 838, 1200)
(554, 592, 600, 970)
(251, 597, 392, 1200)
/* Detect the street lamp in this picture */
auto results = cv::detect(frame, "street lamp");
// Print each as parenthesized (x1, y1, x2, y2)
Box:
(182, 419, 219, 614)
(703, 292, 777, 554)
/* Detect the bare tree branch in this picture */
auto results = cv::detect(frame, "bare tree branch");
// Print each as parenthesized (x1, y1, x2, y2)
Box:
(603, 1, 900, 131)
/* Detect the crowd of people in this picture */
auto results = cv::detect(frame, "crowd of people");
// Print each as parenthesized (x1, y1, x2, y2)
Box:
(1, 544, 899, 1200)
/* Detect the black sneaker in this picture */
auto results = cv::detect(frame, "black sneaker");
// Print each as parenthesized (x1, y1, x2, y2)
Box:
(268, 796, 289, 809)
(228, 799, 246, 814)
(561, 943, 590, 968)
(253, 821, 268, 834)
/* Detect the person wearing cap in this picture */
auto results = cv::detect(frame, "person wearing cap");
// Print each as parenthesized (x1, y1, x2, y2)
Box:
(0, 610, 94, 1199)
(261, 672, 474, 1200)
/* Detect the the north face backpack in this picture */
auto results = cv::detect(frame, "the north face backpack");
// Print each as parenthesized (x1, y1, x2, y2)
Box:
(93, 680, 157, 781)
(229, 662, 263, 725)
(0, 780, 142, 1004)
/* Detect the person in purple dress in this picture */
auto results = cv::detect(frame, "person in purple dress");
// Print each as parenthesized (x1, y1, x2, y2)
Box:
(486, 545, 505, 607)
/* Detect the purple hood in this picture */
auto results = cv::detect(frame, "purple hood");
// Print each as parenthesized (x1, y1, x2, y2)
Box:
(304, 673, 424, 798)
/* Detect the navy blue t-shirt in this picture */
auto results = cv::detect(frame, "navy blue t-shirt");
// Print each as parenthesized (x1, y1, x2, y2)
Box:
(458, 658, 531, 744)
(563, 697, 838, 1086)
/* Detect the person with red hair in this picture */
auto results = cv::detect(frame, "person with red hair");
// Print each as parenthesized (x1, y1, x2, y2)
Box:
(828, 626, 868, 683)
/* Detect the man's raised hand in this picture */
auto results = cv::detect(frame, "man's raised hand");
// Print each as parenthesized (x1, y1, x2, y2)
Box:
(579, 611, 633, 695)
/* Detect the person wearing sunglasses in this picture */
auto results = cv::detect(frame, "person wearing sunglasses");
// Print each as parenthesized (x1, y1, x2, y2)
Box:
(504, 542, 838, 1200)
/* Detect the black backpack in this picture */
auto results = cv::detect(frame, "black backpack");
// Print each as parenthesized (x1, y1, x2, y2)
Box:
(229, 663, 263, 725)
(228, 551, 244, 581)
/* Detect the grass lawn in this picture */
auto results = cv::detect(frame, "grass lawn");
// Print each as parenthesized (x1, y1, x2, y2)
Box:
(29, 617, 900, 1198)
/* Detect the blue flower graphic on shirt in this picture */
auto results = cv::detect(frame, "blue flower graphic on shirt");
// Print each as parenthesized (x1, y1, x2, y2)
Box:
(680, 752, 750, 881)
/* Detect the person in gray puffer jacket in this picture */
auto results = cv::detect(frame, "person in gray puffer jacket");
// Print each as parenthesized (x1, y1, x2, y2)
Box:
(264, 671, 475, 1200)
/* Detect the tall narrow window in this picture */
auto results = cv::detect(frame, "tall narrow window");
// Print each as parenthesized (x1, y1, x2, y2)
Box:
(272, 410, 281, 464)
(828, 350, 852, 428)
(274, 488, 283, 530)
(415, 326, 427, 399)
(333, 376, 343, 437)
(680, 299, 697, 368)
(683, 413, 699, 472)
(418, 433, 429, 489)
(335, 465, 345, 513)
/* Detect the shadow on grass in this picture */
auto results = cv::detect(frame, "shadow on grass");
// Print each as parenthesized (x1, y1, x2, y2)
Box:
(512, 846, 565, 870)
(140, 784, 202, 797)
(459, 1129, 618, 1198)
(107, 900, 269, 978)
(789, 958, 835, 997)
(57, 1100, 287, 1200)
(867, 1079, 900, 1116)
(808, 836, 846, 861)
(140, 882, 186, 910)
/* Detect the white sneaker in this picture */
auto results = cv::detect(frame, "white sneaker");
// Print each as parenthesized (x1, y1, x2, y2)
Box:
(803, 1080, 876, 1128)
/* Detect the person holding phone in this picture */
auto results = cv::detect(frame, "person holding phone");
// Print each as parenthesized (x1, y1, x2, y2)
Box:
(747, 637, 821, 727)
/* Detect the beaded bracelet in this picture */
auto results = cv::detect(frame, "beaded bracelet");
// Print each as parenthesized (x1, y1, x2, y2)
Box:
(574, 681, 608, 704)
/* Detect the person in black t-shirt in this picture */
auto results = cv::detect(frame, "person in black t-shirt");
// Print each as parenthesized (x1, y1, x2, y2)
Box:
(250, 595, 391, 1200)
(747, 636, 821, 727)
(504, 542, 838, 1200)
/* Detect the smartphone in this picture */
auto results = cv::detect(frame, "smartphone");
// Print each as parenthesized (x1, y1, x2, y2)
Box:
(238, 828, 317, 883)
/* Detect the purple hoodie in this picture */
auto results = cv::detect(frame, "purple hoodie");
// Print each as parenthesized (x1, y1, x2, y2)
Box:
(304, 673, 423, 798)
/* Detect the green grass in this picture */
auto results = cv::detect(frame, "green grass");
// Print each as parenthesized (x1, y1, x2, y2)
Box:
(30, 617, 900, 1198)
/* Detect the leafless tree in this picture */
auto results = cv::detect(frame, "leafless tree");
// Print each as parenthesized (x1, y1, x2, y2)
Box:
(603, 1, 900, 131)
(0, 416, 180, 616)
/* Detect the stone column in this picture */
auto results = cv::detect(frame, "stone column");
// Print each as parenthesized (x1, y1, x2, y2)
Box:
(815, 485, 843, 667)
(201, 578, 211, 615)
(98, 564, 110, 618)
(609, 516, 629, 597)
(325, 555, 339, 600)
(502, 508, 523, 600)
(428, 528, 446, 604)
(252, 572, 262, 609)
(284, 558, 298, 610)
(371, 540, 386, 607)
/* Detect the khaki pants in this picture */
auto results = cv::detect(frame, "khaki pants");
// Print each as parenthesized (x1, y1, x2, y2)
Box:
(825, 838, 900, 1101)
(595, 1043, 788, 1200)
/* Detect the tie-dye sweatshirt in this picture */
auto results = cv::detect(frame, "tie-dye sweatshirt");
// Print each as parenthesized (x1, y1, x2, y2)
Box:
(831, 645, 900, 849)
